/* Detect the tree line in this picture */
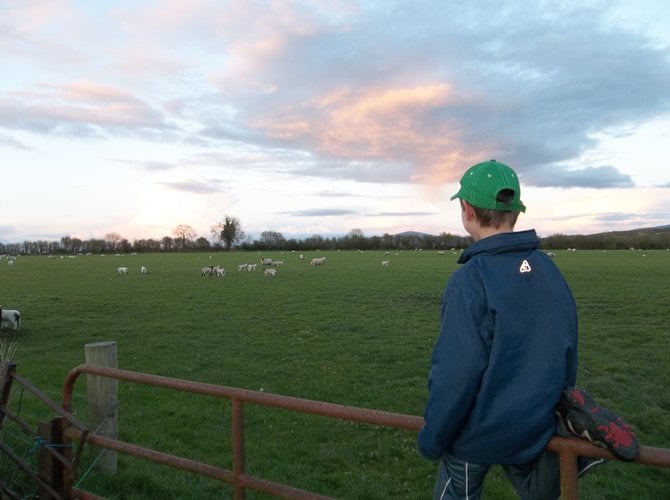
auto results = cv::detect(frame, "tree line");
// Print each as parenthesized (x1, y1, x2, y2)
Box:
(2, 216, 669, 255)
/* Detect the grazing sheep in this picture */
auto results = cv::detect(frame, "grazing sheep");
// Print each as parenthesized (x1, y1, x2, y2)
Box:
(299, 254, 305, 260)
(201, 266, 213, 276)
(0, 308, 21, 331)
(310, 257, 326, 267)
(381, 259, 390, 267)
(117, 266, 129, 275)
(260, 257, 273, 267)
(264, 268, 277, 277)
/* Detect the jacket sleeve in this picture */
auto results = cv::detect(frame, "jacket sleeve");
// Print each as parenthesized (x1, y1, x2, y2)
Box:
(418, 276, 491, 459)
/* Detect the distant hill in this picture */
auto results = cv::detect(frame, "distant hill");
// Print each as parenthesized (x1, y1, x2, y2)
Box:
(394, 225, 670, 251)
(588, 224, 670, 237)
(394, 231, 435, 238)
(397, 225, 670, 239)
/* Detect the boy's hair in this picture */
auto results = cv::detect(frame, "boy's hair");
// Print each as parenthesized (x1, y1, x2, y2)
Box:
(467, 189, 520, 228)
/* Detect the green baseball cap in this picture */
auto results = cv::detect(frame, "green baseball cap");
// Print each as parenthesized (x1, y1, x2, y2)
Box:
(450, 159, 526, 212)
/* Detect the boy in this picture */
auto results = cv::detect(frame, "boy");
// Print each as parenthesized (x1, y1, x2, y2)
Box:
(418, 159, 582, 499)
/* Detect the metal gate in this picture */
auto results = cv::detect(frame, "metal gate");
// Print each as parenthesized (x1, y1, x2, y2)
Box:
(1, 362, 670, 499)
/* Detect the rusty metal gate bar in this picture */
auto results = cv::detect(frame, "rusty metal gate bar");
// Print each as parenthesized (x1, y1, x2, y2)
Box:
(60, 364, 670, 500)
(62, 364, 419, 499)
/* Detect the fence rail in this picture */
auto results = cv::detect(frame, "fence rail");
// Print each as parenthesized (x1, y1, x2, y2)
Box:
(3, 362, 670, 499)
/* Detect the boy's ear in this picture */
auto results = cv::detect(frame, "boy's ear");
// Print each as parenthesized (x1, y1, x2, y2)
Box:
(462, 201, 477, 221)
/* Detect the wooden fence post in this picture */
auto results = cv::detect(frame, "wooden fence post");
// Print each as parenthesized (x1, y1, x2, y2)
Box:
(84, 341, 118, 474)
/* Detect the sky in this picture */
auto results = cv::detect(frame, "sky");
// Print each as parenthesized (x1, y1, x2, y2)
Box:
(1, 0, 669, 244)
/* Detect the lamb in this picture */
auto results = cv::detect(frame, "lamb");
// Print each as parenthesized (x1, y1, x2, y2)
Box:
(247, 263, 257, 272)
(140, 265, 148, 274)
(0, 308, 21, 331)
(264, 268, 277, 277)
(117, 266, 129, 275)
(381, 260, 390, 267)
(238, 264, 249, 272)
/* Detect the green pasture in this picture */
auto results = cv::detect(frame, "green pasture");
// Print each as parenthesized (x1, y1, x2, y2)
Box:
(0, 248, 669, 499)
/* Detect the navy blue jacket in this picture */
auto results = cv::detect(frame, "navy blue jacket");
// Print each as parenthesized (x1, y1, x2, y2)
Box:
(418, 230, 578, 464)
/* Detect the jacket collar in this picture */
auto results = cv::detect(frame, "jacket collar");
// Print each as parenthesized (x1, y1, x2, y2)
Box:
(458, 229, 539, 264)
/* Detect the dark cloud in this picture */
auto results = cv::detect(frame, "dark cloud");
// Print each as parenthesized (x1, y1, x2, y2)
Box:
(202, 2, 670, 187)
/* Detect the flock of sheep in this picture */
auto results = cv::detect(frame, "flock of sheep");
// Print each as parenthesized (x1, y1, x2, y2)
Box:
(112, 254, 330, 282)
(0, 250, 396, 333)
(0, 255, 21, 330)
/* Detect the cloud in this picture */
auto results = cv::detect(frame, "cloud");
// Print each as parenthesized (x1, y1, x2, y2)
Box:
(0, 133, 31, 150)
(0, 81, 171, 137)
(368, 211, 436, 217)
(138, 161, 176, 172)
(2, 2, 668, 190)
(0, 225, 17, 239)
(591, 210, 670, 228)
(283, 208, 357, 217)
(1, 1, 669, 245)
(159, 179, 227, 194)
(197, 2, 670, 188)
(524, 165, 635, 189)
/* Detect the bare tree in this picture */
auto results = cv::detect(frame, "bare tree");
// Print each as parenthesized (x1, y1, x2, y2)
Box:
(104, 232, 123, 252)
(260, 231, 286, 249)
(172, 224, 197, 250)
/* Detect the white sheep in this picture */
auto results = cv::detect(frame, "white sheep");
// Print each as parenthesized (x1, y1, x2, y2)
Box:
(264, 268, 277, 277)
(381, 260, 390, 267)
(215, 266, 226, 277)
(117, 266, 129, 275)
(260, 257, 273, 267)
(247, 264, 257, 272)
(0, 308, 21, 330)
(140, 265, 148, 274)
(310, 257, 326, 267)
(238, 264, 249, 272)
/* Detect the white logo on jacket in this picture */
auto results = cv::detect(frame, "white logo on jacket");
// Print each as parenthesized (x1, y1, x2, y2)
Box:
(519, 260, 532, 273)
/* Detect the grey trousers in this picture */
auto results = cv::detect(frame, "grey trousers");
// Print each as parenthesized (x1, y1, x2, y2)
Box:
(433, 450, 604, 500)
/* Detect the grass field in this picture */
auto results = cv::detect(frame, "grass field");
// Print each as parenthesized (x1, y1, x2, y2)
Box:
(0, 248, 669, 499)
